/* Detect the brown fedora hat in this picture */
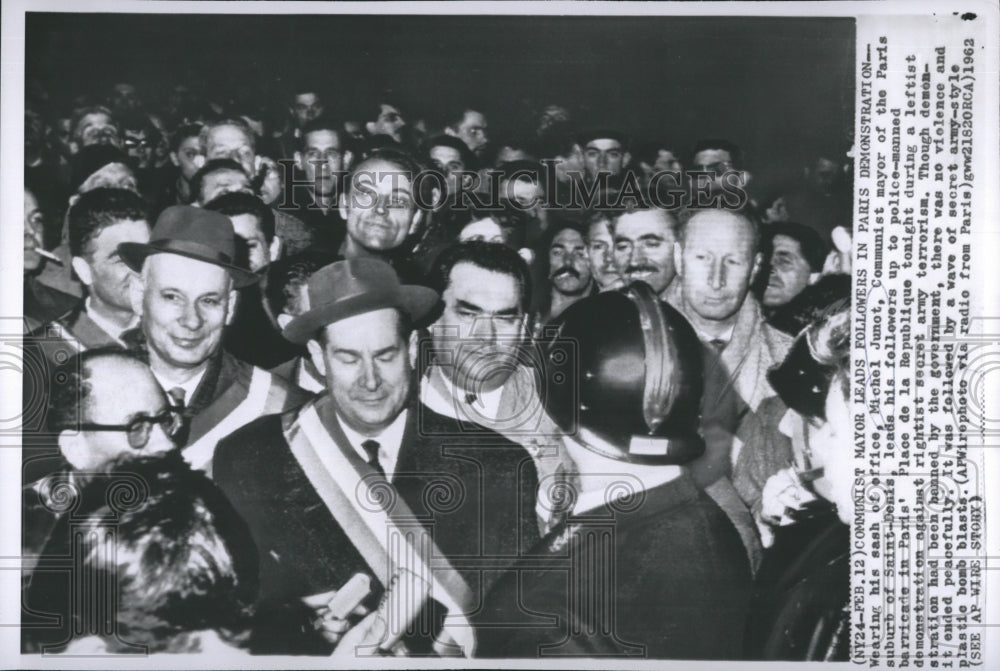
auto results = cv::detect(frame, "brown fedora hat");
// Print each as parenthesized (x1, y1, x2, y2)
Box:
(283, 258, 439, 345)
(119, 205, 259, 288)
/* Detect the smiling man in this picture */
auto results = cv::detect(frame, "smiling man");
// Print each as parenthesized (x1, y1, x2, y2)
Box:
(120, 205, 306, 473)
(611, 205, 678, 297)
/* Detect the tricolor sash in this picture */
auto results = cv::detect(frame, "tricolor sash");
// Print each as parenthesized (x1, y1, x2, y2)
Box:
(286, 403, 476, 657)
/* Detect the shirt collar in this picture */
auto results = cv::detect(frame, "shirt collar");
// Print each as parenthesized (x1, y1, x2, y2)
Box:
(151, 367, 207, 406)
(84, 297, 139, 344)
(420, 365, 505, 422)
(695, 323, 736, 347)
(335, 409, 408, 480)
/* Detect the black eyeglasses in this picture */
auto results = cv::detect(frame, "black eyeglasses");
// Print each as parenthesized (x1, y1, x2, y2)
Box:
(75, 409, 188, 449)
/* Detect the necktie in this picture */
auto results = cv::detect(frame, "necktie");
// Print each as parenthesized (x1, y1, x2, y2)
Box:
(361, 439, 385, 477)
(167, 387, 186, 410)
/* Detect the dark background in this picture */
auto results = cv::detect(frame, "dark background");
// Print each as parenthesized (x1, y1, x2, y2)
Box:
(26, 12, 855, 197)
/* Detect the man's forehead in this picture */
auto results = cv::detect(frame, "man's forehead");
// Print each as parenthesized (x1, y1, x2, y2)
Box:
(208, 125, 252, 148)
(586, 138, 622, 150)
(771, 234, 805, 256)
(685, 211, 755, 246)
(304, 129, 341, 149)
(146, 253, 232, 288)
(79, 113, 114, 130)
(354, 159, 414, 187)
(693, 148, 732, 164)
(207, 169, 250, 184)
(448, 262, 520, 304)
(295, 92, 319, 104)
(430, 145, 462, 162)
(461, 110, 486, 126)
(552, 227, 585, 247)
(86, 357, 163, 418)
(615, 209, 672, 235)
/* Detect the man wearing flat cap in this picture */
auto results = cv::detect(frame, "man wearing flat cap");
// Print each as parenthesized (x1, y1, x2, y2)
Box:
(119, 205, 308, 473)
(212, 258, 539, 656)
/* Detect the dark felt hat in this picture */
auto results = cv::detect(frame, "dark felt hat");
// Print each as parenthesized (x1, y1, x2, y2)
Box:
(118, 205, 259, 287)
(282, 258, 439, 345)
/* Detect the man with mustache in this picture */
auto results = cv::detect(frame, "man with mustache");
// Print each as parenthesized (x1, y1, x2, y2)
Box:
(120, 205, 307, 474)
(584, 211, 624, 291)
(532, 223, 593, 331)
(665, 207, 793, 574)
(610, 205, 679, 296)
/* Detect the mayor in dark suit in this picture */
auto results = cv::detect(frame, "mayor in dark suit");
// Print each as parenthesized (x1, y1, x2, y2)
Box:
(212, 258, 539, 655)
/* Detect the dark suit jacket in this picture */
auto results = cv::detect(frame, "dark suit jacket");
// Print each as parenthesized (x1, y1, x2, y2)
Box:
(212, 395, 540, 612)
(473, 472, 753, 659)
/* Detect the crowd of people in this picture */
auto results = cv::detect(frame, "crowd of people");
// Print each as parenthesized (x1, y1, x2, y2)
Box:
(21, 78, 856, 659)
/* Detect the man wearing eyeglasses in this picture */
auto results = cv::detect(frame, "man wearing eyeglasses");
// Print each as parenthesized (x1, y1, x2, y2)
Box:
(22, 348, 186, 572)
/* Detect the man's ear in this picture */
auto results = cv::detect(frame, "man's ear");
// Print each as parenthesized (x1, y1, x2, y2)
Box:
(269, 236, 282, 263)
(294, 151, 306, 172)
(749, 252, 764, 286)
(170, 151, 180, 168)
(58, 430, 89, 470)
(342, 150, 354, 173)
(306, 339, 327, 377)
(673, 241, 684, 278)
(129, 270, 146, 317)
(224, 288, 239, 326)
(365, 121, 377, 136)
(192, 154, 206, 170)
(70, 257, 94, 288)
(68, 193, 80, 209)
(739, 169, 753, 188)
(276, 313, 293, 329)
(622, 151, 632, 168)
(808, 271, 821, 285)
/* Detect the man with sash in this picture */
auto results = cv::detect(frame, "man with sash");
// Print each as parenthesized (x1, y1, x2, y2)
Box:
(212, 258, 540, 656)
(118, 205, 308, 473)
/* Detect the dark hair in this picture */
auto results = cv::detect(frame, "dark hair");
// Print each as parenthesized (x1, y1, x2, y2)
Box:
(534, 122, 581, 160)
(631, 140, 680, 167)
(691, 138, 745, 170)
(263, 249, 334, 317)
(445, 107, 484, 132)
(421, 134, 474, 169)
(298, 114, 349, 154)
(29, 452, 258, 653)
(68, 187, 149, 257)
(430, 241, 532, 311)
(169, 123, 203, 154)
(203, 191, 275, 244)
(191, 158, 249, 203)
(766, 221, 829, 272)
(578, 128, 631, 150)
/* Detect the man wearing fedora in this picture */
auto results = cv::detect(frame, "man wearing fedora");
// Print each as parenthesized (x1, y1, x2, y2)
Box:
(212, 258, 539, 655)
(119, 205, 308, 474)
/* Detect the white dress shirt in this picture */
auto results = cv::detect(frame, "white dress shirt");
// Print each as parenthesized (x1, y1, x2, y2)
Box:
(336, 409, 408, 481)
(419, 365, 505, 423)
(152, 367, 207, 406)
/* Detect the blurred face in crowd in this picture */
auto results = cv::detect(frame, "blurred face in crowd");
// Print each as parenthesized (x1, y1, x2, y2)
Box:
(450, 110, 489, 155)
(24, 189, 44, 273)
(199, 168, 251, 205)
(587, 216, 623, 291)
(73, 219, 150, 315)
(171, 135, 203, 183)
(675, 210, 761, 328)
(429, 144, 466, 196)
(123, 128, 153, 170)
(290, 92, 323, 127)
(459, 218, 505, 244)
(368, 104, 406, 143)
(79, 163, 138, 195)
(134, 254, 236, 372)
(59, 355, 176, 471)
(612, 209, 677, 294)
(537, 105, 570, 134)
(501, 177, 543, 213)
(297, 129, 347, 197)
(75, 112, 122, 150)
(549, 227, 592, 297)
(110, 83, 140, 114)
(432, 262, 525, 394)
(229, 213, 271, 273)
(691, 147, 736, 191)
(312, 308, 415, 436)
(583, 138, 628, 181)
(340, 158, 422, 254)
(205, 125, 256, 176)
(763, 234, 814, 308)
